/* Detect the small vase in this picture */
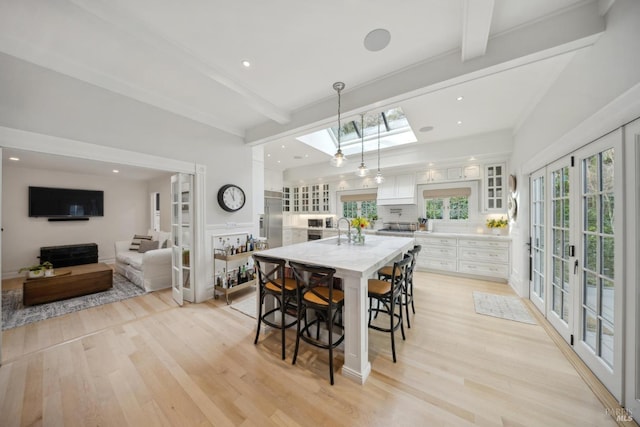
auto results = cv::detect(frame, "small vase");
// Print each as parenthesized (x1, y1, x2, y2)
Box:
(354, 230, 365, 245)
(28, 270, 44, 279)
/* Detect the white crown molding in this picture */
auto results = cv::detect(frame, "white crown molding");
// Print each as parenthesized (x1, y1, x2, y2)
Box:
(0, 126, 196, 174)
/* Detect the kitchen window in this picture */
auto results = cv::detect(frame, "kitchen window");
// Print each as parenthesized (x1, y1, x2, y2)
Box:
(420, 182, 477, 222)
(340, 192, 377, 219)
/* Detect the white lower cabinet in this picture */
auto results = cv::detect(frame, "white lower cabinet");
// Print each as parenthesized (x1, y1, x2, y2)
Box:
(416, 235, 510, 281)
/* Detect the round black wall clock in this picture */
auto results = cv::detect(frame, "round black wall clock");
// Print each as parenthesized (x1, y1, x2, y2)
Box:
(217, 184, 246, 212)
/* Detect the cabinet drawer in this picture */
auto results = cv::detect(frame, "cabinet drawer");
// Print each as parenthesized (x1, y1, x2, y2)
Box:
(458, 260, 508, 279)
(458, 247, 508, 263)
(423, 258, 457, 272)
(424, 246, 458, 258)
(420, 237, 457, 246)
(458, 239, 509, 249)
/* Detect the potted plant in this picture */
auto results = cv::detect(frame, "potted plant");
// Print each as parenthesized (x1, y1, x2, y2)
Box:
(486, 217, 508, 235)
(367, 214, 378, 229)
(19, 261, 54, 279)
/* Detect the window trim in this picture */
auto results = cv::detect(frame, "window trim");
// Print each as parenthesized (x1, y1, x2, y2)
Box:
(418, 181, 478, 222)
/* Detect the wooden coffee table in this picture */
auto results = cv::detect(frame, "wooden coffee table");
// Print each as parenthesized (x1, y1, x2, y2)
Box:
(23, 263, 113, 306)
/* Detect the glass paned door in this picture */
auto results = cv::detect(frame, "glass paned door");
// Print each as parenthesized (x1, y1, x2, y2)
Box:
(574, 131, 622, 401)
(546, 158, 573, 342)
(170, 173, 194, 305)
(529, 169, 545, 313)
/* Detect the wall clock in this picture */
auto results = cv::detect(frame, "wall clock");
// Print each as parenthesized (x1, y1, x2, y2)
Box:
(217, 184, 246, 212)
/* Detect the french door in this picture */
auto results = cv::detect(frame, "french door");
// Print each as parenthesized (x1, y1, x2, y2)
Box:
(573, 130, 623, 399)
(171, 173, 194, 305)
(546, 157, 575, 343)
(529, 169, 545, 313)
(529, 131, 623, 400)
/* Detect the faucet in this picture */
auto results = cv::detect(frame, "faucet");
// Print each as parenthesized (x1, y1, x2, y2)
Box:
(336, 217, 351, 245)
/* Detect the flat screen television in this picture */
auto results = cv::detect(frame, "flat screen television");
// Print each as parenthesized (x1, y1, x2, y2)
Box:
(29, 186, 104, 218)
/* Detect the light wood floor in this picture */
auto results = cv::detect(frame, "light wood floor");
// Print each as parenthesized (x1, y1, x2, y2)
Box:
(0, 272, 626, 426)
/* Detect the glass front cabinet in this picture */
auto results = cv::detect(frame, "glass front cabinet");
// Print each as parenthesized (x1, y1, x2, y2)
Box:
(484, 163, 506, 212)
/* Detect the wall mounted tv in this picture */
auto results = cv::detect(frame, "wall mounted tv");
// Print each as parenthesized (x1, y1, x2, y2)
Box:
(29, 186, 104, 218)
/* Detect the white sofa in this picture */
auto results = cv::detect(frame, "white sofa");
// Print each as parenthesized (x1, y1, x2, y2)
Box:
(114, 230, 172, 292)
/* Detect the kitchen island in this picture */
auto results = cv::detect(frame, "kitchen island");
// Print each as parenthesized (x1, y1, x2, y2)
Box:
(257, 234, 415, 384)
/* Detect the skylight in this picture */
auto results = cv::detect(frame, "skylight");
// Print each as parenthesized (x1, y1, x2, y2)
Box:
(296, 107, 417, 157)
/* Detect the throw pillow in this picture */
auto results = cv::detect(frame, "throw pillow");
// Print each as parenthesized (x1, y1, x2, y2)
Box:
(138, 239, 160, 253)
(130, 234, 152, 251)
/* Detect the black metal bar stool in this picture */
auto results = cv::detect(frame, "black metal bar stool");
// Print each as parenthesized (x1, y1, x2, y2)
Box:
(253, 254, 300, 360)
(367, 253, 412, 362)
(289, 261, 345, 385)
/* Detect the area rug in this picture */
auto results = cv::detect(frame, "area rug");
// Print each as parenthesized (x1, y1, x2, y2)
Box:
(472, 291, 536, 325)
(230, 295, 257, 319)
(2, 273, 145, 330)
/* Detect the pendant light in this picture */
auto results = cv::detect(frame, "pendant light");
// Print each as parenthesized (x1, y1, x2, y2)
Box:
(330, 82, 347, 167)
(374, 114, 384, 184)
(355, 113, 369, 177)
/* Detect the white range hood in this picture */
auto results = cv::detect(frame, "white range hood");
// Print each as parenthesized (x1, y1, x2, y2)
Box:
(376, 174, 417, 205)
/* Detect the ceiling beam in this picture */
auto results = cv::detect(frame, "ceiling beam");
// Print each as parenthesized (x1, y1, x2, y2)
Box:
(461, 0, 495, 63)
(245, 1, 605, 146)
(68, 0, 291, 126)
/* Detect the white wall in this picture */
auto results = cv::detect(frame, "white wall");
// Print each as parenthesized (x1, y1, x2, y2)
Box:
(2, 164, 150, 276)
(509, 0, 640, 297)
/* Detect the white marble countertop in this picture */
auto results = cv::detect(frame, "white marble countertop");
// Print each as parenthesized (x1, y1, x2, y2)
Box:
(258, 234, 414, 275)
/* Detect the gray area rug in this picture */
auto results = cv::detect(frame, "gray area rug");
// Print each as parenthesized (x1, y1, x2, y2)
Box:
(2, 273, 145, 330)
(230, 295, 257, 319)
(473, 291, 536, 325)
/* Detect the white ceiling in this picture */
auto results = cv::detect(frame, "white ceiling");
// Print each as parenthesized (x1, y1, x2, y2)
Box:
(0, 0, 608, 176)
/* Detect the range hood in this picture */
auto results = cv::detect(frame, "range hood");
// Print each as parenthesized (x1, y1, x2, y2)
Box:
(376, 174, 417, 205)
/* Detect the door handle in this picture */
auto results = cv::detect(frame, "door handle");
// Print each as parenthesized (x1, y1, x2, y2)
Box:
(574, 259, 579, 274)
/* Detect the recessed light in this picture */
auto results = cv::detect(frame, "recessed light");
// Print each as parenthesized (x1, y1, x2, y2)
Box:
(469, 156, 476, 161)
(281, 145, 285, 149)
(9, 157, 20, 161)
(267, 153, 271, 157)
(304, 154, 309, 158)
(241, 60, 251, 68)
(419, 126, 434, 133)
(457, 120, 463, 125)
(457, 96, 464, 101)
(113, 169, 119, 173)
(277, 160, 281, 163)
(364, 28, 391, 52)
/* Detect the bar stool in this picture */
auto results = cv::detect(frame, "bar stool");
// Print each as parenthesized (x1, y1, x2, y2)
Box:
(289, 261, 345, 385)
(402, 245, 421, 328)
(253, 254, 300, 360)
(367, 254, 412, 363)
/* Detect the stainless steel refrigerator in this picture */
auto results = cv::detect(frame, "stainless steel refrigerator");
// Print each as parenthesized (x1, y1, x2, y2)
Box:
(260, 193, 283, 248)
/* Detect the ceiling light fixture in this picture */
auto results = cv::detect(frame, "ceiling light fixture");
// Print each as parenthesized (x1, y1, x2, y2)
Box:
(457, 120, 463, 125)
(355, 114, 369, 177)
(9, 157, 20, 161)
(241, 60, 251, 68)
(330, 82, 347, 167)
(457, 96, 464, 101)
(374, 114, 384, 184)
(112, 169, 119, 173)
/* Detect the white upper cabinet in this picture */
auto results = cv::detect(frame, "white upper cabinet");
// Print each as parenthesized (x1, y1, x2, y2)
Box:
(377, 174, 416, 205)
(419, 165, 481, 183)
(484, 163, 506, 212)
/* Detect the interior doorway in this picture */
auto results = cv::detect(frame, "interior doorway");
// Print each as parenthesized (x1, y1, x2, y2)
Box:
(151, 192, 161, 232)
